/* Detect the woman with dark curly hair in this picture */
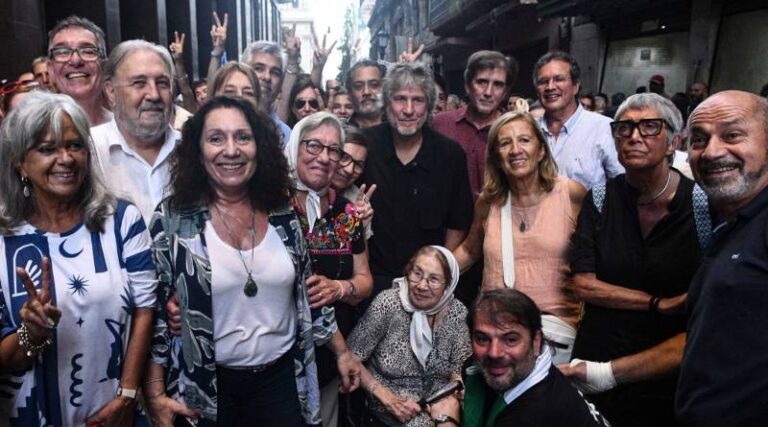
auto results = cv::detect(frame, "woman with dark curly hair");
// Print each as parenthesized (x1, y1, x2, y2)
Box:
(143, 96, 361, 427)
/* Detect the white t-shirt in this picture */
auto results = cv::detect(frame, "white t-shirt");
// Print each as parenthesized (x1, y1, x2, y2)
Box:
(0, 201, 156, 426)
(205, 221, 296, 366)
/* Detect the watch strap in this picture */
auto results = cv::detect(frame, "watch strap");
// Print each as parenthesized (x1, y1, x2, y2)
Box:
(434, 414, 460, 426)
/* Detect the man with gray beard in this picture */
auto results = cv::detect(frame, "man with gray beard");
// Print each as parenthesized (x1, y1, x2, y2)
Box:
(91, 40, 179, 222)
(360, 62, 473, 300)
(676, 90, 768, 426)
(346, 59, 386, 128)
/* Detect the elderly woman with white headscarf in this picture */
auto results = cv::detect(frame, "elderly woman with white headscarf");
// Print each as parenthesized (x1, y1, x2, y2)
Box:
(284, 111, 374, 426)
(347, 245, 472, 426)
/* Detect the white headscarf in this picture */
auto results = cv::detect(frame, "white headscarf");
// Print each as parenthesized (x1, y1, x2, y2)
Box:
(396, 245, 460, 368)
(283, 112, 344, 232)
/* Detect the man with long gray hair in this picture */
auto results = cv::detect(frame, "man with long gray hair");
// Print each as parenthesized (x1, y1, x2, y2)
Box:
(360, 62, 473, 301)
(90, 39, 179, 221)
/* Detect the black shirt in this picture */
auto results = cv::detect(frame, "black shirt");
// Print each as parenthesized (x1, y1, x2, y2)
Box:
(676, 185, 768, 427)
(570, 173, 704, 426)
(490, 366, 610, 427)
(361, 123, 473, 283)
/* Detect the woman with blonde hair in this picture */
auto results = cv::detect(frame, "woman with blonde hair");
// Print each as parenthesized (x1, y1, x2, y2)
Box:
(454, 111, 586, 364)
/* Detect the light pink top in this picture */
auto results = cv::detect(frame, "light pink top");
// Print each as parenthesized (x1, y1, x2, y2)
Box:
(483, 177, 581, 327)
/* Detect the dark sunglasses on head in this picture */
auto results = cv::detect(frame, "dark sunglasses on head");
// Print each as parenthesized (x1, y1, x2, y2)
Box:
(294, 99, 319, 109)
(610, 118, 672, 138)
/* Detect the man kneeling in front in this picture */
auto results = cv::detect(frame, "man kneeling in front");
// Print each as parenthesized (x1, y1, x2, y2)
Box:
(428, 289, 610, 426)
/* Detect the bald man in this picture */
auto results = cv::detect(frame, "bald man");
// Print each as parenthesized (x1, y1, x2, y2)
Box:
(676, 91, 768, 426)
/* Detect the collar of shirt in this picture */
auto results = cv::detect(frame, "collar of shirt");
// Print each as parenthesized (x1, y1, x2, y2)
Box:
(378, 124, 437, 171)
(734, 184, 768, 221)
(105, 118, 180, 169)
(538, 103, 585, 138)
(455, 106, 496, 131)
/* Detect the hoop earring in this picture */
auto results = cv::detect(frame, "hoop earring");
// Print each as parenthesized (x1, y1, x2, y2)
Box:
(21, 176, 31, 198)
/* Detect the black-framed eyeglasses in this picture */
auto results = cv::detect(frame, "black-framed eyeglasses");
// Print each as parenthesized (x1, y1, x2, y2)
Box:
(340, 152, 365, 174)
(407, 269, 445, 288)
(302, 139, 343, 162)
(610, 118, 672, 138)
(294, 99, 319, 109)
(49, 46, 102, 63)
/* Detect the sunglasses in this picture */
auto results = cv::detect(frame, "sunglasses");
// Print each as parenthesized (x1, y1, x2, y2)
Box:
(294, 99, 319, 109)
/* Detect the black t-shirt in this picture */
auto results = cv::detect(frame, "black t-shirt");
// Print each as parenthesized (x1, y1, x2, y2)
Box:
(489, 366, 610, 427)
(676, 186, 768, 426)
(571, 174, 702, 360)
(361, 124, 473, 287)
(569, 173, 704, 425)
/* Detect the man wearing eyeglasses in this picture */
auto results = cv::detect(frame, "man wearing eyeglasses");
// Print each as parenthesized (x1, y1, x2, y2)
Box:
(47, 16, 111, 126)
(346, 59, 387, 128)
(361, 62, 473, 305)
(534, 51, 623, 190)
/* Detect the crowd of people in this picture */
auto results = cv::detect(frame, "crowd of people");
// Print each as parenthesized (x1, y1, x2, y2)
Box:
(0, 11, 767, 427)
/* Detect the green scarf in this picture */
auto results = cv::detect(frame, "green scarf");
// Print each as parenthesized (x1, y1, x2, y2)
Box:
(463, 368, 508, 427)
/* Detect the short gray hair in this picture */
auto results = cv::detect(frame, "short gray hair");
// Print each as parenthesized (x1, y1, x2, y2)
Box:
(0, 92, 116, 234)
(298, 111, 345, 147)
(104, 39, 175, 82)
(240, 41, 283, 69)
(383, 62, 437, 122)
(615, 92, 683, 147)
(47, 16, 107, 61)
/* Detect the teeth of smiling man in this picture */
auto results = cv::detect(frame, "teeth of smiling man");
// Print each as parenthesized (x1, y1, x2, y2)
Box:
(66, 72, 89, 79)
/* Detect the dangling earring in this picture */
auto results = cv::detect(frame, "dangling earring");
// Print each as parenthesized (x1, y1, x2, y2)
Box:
(21, 176, 31, 198)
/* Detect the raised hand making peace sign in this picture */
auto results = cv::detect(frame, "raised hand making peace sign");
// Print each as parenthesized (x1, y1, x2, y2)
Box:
(16, 257, 60, 349)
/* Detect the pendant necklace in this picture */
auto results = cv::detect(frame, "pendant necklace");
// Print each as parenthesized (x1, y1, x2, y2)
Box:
(214, 203, 259, 297)
(518, 207, 531, 232)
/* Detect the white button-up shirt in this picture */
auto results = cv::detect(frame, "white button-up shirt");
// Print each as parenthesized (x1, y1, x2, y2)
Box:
(91, 119, 180, 222)
(537, 105, 624, 190)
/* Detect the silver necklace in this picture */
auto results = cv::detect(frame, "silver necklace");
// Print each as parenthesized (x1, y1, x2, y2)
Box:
(637, 171, 672, 206)
(213, 203, 259, 297)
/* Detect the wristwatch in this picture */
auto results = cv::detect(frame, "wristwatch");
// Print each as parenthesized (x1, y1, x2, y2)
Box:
(433, 414, 460, 426)
(116, 386, 138, 400)
(347, 280, 357, 298)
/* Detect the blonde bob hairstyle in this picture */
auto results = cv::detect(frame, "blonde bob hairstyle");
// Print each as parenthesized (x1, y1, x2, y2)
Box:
(481, 111, 559, 204)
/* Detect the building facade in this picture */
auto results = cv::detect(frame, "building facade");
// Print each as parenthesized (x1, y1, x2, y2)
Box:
(367, 0, 768, 100)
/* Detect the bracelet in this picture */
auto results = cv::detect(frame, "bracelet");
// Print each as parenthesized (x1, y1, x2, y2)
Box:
(334, 280, 345, 301)
(17, 323, 52, 357)
(211, 49, 223, 57)
(144, 389, 165, 400)
(347, 280, 357, 299)
(143, 378, 164, 385)
(649, 296, 661, 313)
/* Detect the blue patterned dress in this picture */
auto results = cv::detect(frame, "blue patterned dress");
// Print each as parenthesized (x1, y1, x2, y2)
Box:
(0, 200, 156, 426)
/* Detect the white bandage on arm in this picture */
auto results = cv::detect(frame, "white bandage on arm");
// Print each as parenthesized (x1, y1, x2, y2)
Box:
(570, 358, 617, 394)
